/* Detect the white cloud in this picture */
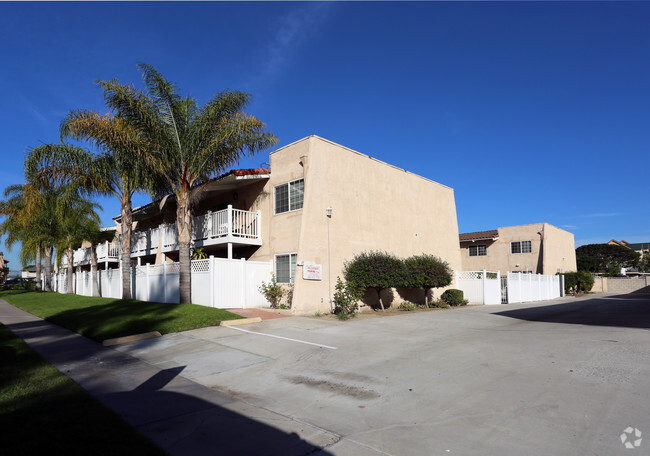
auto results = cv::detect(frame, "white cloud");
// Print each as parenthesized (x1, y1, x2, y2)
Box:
(571, 212, 625, 219)
(250, 3, 333, 86)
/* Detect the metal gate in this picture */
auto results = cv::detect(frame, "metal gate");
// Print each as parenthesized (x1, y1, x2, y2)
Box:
(500, 276, 508, 304)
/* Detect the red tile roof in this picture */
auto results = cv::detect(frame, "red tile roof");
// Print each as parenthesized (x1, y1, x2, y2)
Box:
(218, 168, 271, 179)
(459, 230, 499, 242)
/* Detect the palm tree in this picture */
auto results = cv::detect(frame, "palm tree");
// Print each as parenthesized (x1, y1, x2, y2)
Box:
(98, 63, 277, 303)
(26, 111, 152, 299)
(0, 183, 71, 292)
(54, 196, 101, 294)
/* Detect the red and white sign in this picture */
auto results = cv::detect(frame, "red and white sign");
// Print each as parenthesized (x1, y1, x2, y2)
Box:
(303, 263, 322, 280)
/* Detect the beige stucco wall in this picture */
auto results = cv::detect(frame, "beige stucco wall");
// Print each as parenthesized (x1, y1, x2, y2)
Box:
(251, 136, 463, 314)
(540, 223, 577, 274)
(460, 223, 577, 275)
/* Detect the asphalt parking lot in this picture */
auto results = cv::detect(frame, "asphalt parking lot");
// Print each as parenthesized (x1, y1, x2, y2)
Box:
(113, 291, 650, 456)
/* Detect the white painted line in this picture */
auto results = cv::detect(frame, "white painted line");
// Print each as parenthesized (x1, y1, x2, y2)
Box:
(225, 326, 337, 350)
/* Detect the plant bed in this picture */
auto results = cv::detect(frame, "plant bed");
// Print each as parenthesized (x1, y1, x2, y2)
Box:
(0, 290, 243, 342)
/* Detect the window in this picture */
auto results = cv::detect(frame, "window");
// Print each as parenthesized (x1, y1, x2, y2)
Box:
(468, 244, 487, 256)
(510, 240, 532, 254)
(275, 253, 297, 283)
(274, 178, 304, 214)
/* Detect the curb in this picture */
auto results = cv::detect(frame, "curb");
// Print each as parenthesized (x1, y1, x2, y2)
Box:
(220, 317, 262, 326)
(103, 331, 162, 347)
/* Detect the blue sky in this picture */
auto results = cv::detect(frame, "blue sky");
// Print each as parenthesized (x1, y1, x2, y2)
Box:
(1, 1, 649, 271)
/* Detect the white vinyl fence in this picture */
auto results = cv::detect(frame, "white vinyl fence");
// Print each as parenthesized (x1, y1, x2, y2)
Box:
(506, 272, 561, 304)
(456, 270, 562, 305)
(50, 257, 273, 309)
(455, 270, 502, 305)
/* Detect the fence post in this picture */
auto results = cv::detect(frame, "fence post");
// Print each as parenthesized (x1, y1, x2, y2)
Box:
(209, 256, 215, 308)
(146, 263, 151, 302)
(482, 269, 487, 305)
(241, 257, 246, 308)
(163, 261, 167, 303)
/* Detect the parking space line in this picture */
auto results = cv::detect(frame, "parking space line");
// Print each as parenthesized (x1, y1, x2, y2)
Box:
(225, 326, 338, 350)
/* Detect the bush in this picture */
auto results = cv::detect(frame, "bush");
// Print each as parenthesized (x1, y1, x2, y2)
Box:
(562, 271, 594, 294)
(285, 283, 294, 308)
(441, 289, 465, 307)
(398, 301, 417, 311)
(402, 254, 453, 305)
(428, 298, 448, 308)
(344, 251, 404, 311)
(258, 274, 284, 308)
(332, 276, 359, 316)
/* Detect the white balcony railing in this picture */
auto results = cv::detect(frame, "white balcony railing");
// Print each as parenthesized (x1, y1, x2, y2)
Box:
(134, 206, 261, 256)
(65, 206, 261, 264)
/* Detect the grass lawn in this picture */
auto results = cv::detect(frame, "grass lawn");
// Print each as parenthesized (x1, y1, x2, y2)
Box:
(0, 323, 166, 455)
(0, 290, 243, 342)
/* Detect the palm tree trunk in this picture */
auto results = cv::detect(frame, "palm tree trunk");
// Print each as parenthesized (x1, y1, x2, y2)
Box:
(66, 248, 74, 294)
(90, 243, 100, 297)
(177, 193, 192, 304)
(120, 197, 132, 300)
(35, 246, 42, 291)
(43, 244, 53, 292)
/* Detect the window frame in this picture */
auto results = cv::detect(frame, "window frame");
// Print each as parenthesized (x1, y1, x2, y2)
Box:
(468, 244, 487, 257)
(510, 240, 532, 254)
(274, 178, 304, 215)
(275, 252, 298, 284)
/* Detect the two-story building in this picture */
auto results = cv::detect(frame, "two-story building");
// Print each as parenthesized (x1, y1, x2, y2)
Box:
(98, 135, 463, 313)
(459, 223, 577, 275)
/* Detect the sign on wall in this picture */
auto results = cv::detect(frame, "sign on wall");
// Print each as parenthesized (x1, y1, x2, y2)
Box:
(303, 263, 322, 280)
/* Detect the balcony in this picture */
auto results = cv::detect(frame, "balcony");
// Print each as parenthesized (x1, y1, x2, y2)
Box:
(62, 241, 120, 268)
(131, 206, 262, 257)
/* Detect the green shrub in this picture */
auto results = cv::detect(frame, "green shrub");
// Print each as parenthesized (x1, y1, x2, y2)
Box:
(344, 251, 404, 311)
(258, 274, 284, 308)
(191, 247, 208, 260)
(285, 283, 294, 308)
(335, 311, 355, 321)
(332, 276, 359, 316)
(428, 298, 448, 308)
(441, 289, 465, 307)
(562, 271, 594, 294)
(402, 254, 453, 305)
(398, 301, 417, 311)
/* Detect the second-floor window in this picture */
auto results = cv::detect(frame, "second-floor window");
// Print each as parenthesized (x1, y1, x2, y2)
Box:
(511, 240, 532, 254)
(468, 244, 487, 256)
(274, 178, 304, 214)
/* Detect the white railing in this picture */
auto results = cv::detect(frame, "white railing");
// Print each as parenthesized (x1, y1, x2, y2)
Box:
(97, 241, 119, 261)
(64, 206, 262, 262)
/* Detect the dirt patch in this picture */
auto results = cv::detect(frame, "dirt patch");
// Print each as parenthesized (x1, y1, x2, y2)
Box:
(287, 375, 379, 400)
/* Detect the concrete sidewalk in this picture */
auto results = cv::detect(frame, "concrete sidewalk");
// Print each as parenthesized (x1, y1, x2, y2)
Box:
(0, 300, 338, 456)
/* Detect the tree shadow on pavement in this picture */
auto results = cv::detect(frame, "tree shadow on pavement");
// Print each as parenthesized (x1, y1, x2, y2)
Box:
(103, 366, 335, 456)
(494, 292, 650, 329)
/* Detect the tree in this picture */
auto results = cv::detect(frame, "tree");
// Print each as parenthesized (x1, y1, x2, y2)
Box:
(98, 63, 277, 303)
(576, 244, 639, 272)
(639, 252, 650, 272)
(344, 251, 404, 311)
(402, 254, 453, 305)
(53, 196, 101, 294)
(0, 183, 80, 292)
(26, 110, 152, 299)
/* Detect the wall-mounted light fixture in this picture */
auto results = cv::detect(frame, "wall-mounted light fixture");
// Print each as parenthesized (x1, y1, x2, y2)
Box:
(326, 206, 333, 218)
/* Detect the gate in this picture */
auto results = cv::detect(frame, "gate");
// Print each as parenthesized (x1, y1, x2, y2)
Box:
(501, 276, 508, 304)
